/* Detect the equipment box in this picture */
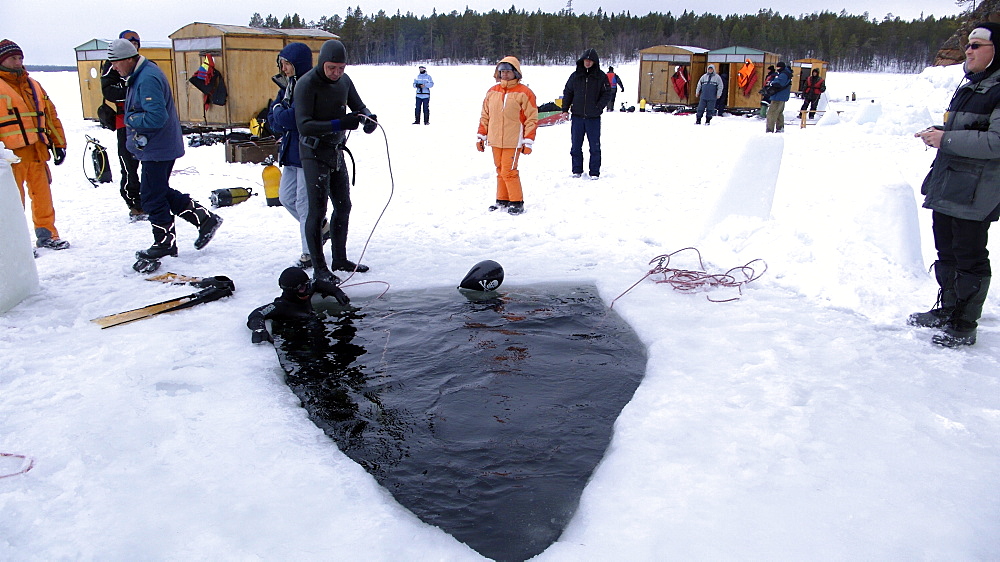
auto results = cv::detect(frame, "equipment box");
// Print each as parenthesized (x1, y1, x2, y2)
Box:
(225, 139, 278, 164)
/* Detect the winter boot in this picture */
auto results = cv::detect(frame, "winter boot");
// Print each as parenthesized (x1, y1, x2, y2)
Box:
(35, 227, 70, 250)
(695, 119, 701, 125)
(507, 201, 524, 215)
(136, 221, 178, 260)
(330, 259, 370, 273)
(933, 273, 990, 347)
(908, 261, 957, 328)
(488, 199, 510, 212)
(177, 199, 223, 250)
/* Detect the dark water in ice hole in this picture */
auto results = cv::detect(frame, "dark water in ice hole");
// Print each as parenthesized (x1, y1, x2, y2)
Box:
(273, 284, 647, 562)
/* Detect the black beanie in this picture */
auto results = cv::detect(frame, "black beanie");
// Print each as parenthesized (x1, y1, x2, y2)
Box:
(278, 267, 310, 292)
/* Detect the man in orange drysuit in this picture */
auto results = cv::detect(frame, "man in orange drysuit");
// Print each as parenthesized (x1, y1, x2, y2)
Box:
(0, 39, 70, 250)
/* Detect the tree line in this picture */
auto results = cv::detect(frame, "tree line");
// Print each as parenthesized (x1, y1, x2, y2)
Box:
(249, 7, 961, 72)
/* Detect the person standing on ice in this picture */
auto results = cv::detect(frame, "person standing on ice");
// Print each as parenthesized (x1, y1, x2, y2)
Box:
(910, 22, 1000, 347)
(799, 68, 826, 120)
(412, 65, 433, 125)
(562, 49, 611, 179)
(268, 41, 326, 270)
(477, 56, 538, 215)
(764, 61, 792, 133)
(295, 39, 377, 280)
(101, 30, 145, 222)
(0, 39, 70, 251)
(694, 64, 723, 125)
(605, 65, 625, 112)
(106, 38, 223, 273)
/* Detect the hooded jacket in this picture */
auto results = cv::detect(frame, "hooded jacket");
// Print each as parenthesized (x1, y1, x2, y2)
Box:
(562, 49, 612, 118)
(0, 66, 65, 159)
(123, 57, 184, 161)
(766, 65, 793, 102)
(696, 65, 724, 101)
(921, 63, 1000, 221)
(294, 40, 370, 158)
(269, 42, 313, 167)
(477, 56, 538, 150)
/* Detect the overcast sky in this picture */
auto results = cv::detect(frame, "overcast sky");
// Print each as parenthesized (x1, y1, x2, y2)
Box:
(5, 0, 964, 65)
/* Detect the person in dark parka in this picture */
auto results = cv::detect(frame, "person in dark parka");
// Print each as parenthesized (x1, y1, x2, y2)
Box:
(910, 22, 1000, 347)
(294, 39, 377, 282)
(562, 48, 612, 179)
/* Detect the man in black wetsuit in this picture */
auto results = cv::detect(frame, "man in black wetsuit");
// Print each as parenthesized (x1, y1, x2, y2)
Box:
(247, 267, 349, 344)
(294, 39, 377, 282)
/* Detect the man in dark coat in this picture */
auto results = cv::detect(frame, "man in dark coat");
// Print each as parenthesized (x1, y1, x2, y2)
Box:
(562, 48, 612, 179)
(910, 22, 1000, 347)
(799, 68, 826, 120)
(294, 39, 377, 281)
(100, 30, 144, 220)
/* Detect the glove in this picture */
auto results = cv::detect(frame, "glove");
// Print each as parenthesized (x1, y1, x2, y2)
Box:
(476, 140, 485, 152)
(314, 279, 351, 306)
(363, 113, 378, 134)
(334, 113, 361, 131)
(520, 146, 532, 155)
(251, 328, 273, 344)
(53, 147, 66, 166)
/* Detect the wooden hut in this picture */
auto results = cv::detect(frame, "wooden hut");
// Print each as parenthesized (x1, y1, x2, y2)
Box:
(791, 58, 830, 95)
(637, 45, 709, 107)
(705, 46, 781, 113)
(169, 23, 337, 128)
(74, 39, 174, 122)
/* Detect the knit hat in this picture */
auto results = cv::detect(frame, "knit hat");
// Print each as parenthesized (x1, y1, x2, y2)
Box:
(776, 61, 786, 69)
(119, 30, 141, 48)
(107, 38, 138, 61)
(0, 40, 23, 66)
(278, 267, 312, 296)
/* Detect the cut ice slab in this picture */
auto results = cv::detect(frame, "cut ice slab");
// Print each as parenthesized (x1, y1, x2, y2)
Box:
(272, 284, 647, 561)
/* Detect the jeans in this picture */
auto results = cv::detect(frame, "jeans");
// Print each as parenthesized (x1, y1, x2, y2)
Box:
(570, 116, 602, 176)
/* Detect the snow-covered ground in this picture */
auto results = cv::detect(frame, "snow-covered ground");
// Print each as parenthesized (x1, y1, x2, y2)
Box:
(1, 63, 998, 559)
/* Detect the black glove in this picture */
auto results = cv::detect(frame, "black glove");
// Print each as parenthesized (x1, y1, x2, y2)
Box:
(314, 279, 351, 306)
(335, 113, 361, 131)
(53, 147, 66, 166)
(363, 114, 378, 134)
(251, 328, 273, 344)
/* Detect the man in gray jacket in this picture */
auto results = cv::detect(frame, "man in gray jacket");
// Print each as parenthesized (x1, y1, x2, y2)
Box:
(910, 22, 1000, 347)
(695, 64, 724, 125)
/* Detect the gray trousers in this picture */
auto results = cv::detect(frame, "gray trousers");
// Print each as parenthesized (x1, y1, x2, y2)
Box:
(279, 165, 309, 254)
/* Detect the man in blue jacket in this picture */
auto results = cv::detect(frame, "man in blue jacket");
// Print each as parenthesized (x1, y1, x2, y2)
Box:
(765, 61, 793, 133)
(413, 65, 433, 125)
(268, 42, 316, 269)
(107, 38, 222, 273)
(562, 49, 612, 179)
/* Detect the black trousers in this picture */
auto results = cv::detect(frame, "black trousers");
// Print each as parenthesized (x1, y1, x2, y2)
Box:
(302, 151, 352, 273)
(932, 211, 992, 277)
(117, 127, 141, 209)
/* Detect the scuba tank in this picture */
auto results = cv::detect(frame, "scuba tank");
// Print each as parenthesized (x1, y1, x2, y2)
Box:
(210, 187, 255, 207)
(262, 163, 282, 206)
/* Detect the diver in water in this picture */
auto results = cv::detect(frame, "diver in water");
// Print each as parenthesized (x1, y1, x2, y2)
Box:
(247, 267, 350, 344)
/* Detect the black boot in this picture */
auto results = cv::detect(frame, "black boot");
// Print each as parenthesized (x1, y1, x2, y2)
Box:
(933, 273, 990, 347)
(329, 222, 368, 273)
(507, 201, 524, 215)
(177, 199, 223, 250)
(908, 261, 957, 328)
(488, 199, 510, 211)
(136, 221, 178, 260)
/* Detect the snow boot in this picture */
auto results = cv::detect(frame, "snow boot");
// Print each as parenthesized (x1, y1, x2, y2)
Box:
(507, 201, 524, 215)
(177, 199, 223, 250)
(134, 221, 177, 273)
(933, 273, 990, 348)
(35, 227, 70, 250)
(331, 259, 370, 273)
(908, 261, 957, 328)
(296, 254, 313, 269)
(695, 119, 701, 125)
(489, 199, 510, 212)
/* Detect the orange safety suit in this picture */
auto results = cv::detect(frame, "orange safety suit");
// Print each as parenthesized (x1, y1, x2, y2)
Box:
(0, 67, 66, 239)
(477, 56, 538, 203)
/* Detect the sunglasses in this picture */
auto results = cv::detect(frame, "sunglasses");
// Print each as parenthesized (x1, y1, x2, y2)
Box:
(966, 42, 993, 50)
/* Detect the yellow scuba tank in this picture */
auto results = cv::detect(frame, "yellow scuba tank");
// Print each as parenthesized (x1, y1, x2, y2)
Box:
(262, 164, 282, 207)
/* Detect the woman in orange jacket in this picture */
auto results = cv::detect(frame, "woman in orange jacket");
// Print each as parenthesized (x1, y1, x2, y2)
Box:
(476, 56, 538, 215)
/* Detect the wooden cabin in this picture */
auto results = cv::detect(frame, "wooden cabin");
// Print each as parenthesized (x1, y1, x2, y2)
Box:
(705, 46, 782, 113)
(169, 23, 337, 128)
(637, 45, 709, 107)
(791, 58, 830, 95)
(74, 39, 174, 122)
